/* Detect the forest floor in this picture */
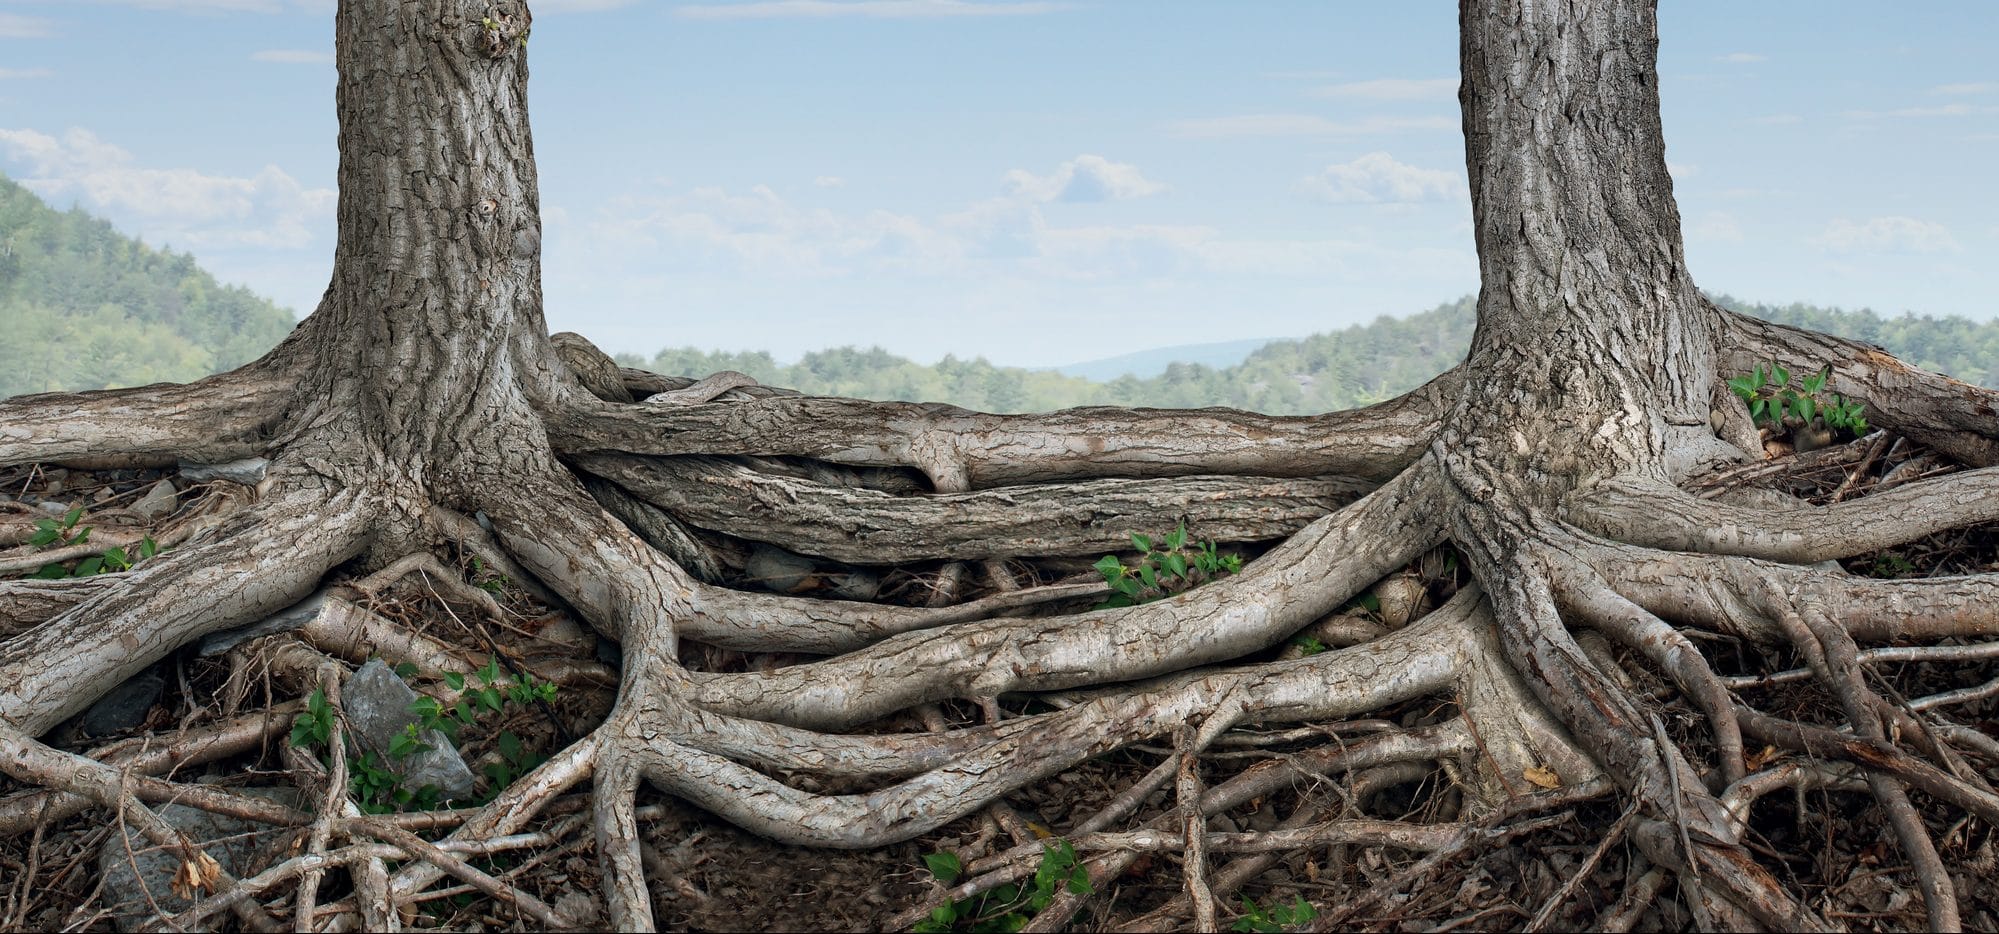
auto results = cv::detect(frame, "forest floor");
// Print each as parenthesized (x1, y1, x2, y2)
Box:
(1, 429, 1996, 932)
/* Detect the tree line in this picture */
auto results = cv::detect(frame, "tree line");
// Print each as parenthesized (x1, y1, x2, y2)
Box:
(4, 171, 1993, 411)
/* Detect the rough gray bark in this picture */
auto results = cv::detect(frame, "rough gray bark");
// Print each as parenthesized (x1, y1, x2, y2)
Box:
(1, 0, 1996, 930)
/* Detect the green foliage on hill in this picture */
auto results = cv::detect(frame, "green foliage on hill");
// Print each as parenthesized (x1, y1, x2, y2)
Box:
(627, 293, 1999, 414)
(0, 172, 297, 399)
(8, 176, 1993, 414)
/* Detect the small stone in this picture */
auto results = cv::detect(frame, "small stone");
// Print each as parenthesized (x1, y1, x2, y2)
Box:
(343, 659, 476, 800)
(176, 457, 269, 486)
(828, 569, 881, 601)
(129, 479, 178, 520)
(97, 788, 297, 932)
(744, 544, 816, 593)
(79, 666, 165, 737)
(37, 499, 70, 515)
(197, 590, 329, 657)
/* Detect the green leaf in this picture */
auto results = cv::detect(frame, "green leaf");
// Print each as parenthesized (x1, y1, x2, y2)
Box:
(1726, 376, 1752, 397)
(498, 730, 524, 764)
(33, 562, 67, 579)
(1130, 532, 1152, 553)
(62, 506, 82, 530)
(1770, 396, 1787, 423)
(1161, 552, 1188, 579)
(70, 527, 90, 545)
(923, 851, 963, 883)
(1795, 396, 1815, 424)
(1165, 523, 1187, 551)
(443, 670, 466, 691)
(1749, 398, 1767, 421)
(1750, 365, 1766, 390)
(478, 656, 503, 687)
(73, 556, 104, 577)
(931, 902, 959, 923)
(393, 661, 419, 679)
(478, 687, 503, 712)
(1137, 562, 1157, 590)
(1114, 577, 1142, 599)
(1773, 363, 1789, 386)
(138, 537, 160, 560)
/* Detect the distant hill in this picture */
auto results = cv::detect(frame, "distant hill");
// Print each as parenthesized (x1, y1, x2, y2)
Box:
(627, 294, 1999, 414)
(1051, 337, 1281, 381)
(0, 171, 297, 399)
(8, 178, 1994, 413)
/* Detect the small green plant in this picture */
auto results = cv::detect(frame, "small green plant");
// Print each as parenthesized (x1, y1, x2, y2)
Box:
(469, 556, 511, 594)
(1093, 523, 1243, 609)
(1289, 635, 1328, 656)
(913, 841, 1093, 932)
(290, 656, 557, 812)
(1727, 363, 1869, 436)
(28, 514, 159, 578)
(26, 506, 87, 548)
(1232, 895, 1318, 932)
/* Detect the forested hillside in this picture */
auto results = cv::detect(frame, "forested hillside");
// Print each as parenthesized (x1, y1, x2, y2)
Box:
(626, 294, 1999, 414)
(0, 172, 297, 398)
(5, 175, 1993, 412)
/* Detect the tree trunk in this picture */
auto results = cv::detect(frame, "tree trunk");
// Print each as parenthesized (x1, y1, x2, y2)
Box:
(1, 0, 1993, 930)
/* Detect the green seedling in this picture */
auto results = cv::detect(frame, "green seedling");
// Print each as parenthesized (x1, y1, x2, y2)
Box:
(913, 840, 1092, 932)
(1094, 522, 1243, 609)
(1727, 363, 1869, 437)
(1233, 895, 1318, 932)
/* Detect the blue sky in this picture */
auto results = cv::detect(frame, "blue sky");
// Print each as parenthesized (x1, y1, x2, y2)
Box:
(1, 1, 1994, 367)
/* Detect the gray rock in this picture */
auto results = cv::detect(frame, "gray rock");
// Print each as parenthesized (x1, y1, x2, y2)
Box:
(744, 544, 816, 593)
(342, 660, 475, 800)
(828, 569, 881, 601)
(79, 666, 165, 737)
(129, 479, 178, 520)
(36, 499, 71, 515)
(97, 788, 297, 932)
(196, 590, 329, 657)
(176, 457, 269, 486)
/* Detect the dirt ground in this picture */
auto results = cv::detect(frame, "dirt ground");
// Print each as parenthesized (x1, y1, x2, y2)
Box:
(2, 436, 1997, 932)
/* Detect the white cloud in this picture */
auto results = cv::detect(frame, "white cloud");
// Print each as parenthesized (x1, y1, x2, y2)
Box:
(1167, 114, 1456, 138)
(0, 12, 54, 37)
(537, 0, 642, 10)
(0, 68, 52, 79)
(1300, 152, 1459, 204)
(0, 127, 333, 250)
(1690, 212, 1743, 243)
(1811, 217, 1961, 255)
(812, 175, 846, 188)
(1717, 52, 1766, 63)
(675, 0, 1061, 20)
(251, 49, 332, 64)
(1311, 78, 1457, 101)
(1002, 155, 1164, 203)
(1844, 103, 1999, 119)
(1930, 82, 1997, 95)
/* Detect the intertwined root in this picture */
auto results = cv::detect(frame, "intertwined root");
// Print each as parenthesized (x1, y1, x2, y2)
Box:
(3, 319, 1999, 930)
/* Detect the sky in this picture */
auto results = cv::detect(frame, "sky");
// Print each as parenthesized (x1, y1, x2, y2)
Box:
(0, 1, 1994, 368)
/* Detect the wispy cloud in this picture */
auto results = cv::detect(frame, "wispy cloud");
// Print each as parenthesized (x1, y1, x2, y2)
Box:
(1167, 114, 1456, 139)
(1311, 78, 1457, 101)
(0, 126, 334, 250)
(675, 0, 1061, 20)
(1300, 152, 1459, 204)
(0, 67, 53, 79)
(1716, 52, 1766, 63)
(1929, 81, 1997, 95)
(1844, 103, 1999, 119)
(1003, 155, 1164, 203)
(0, 12, 54, 37)
(250, 49, 332, 64)
(812, 175, 846, 189)
(1812, 216, 1960, 255)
